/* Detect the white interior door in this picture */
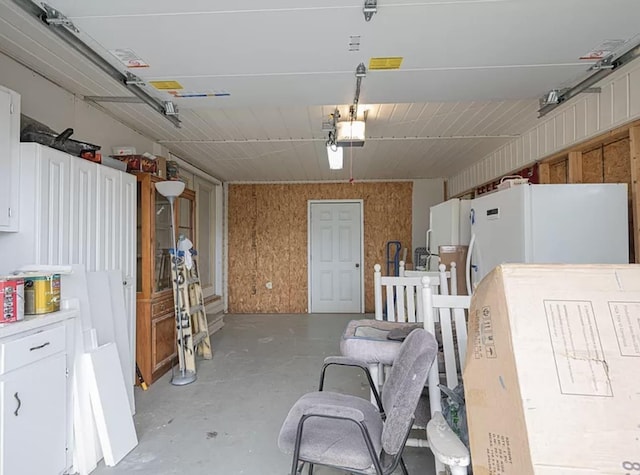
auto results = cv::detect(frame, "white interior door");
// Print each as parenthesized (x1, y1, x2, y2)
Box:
(309, 201, 362, 313)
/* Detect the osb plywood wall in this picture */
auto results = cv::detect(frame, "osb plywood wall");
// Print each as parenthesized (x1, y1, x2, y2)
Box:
(228, 182, 413, 314)
(548, 138, 631, 185)
(548, 138, 633, 261)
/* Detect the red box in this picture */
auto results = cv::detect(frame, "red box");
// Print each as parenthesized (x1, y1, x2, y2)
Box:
(1, 277, 24, 323)
(112, 155, 158, 174)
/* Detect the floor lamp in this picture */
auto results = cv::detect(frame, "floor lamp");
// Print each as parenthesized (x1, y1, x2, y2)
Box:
(155, 181, 197, 386)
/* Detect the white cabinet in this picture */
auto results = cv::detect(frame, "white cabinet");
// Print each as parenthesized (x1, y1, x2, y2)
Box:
(1, 354, 67, 475)
(0, 311, 77, 475)
(0, 86, 20, 232)
(0, 143, 137, 391)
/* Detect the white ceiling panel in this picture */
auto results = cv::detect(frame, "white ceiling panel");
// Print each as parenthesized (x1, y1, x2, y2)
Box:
(1, 0, 638, 183)
(162, 74, 356, 108)
(361, 65, 589, 103)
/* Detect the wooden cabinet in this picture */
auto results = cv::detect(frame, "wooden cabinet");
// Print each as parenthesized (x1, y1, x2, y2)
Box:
(135, 173, 195, 385)
(0, 310, 78, 475)
(0, 85, 20, 232)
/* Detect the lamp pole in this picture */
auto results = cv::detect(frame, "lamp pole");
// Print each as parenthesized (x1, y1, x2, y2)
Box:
(155, 181, 196, 386)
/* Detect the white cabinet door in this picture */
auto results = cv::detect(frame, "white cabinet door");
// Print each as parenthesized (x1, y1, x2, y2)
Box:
(96, 166, 122, 271)
(120, 174, 137, 387)
(0, 86, 20, 231)
(37, 147, 72, 265)
(70, 157, 98, 268)
(0, 354, 67, 475)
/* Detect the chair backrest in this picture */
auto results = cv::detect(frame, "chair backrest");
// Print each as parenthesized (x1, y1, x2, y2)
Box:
(374, 263, 423, 322)
(400, 260, 458, 295)
(380, 328, 438, 455)
(420, 276, 470, 417)
(374, 263, 449, 323)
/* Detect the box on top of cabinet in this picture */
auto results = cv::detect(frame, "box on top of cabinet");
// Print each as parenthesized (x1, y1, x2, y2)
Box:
(0, 277, 24, 323)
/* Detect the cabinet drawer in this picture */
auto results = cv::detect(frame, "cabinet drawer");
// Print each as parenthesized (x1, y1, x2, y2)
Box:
(152, 296, 174, 316)
(0, 325, 66, 375)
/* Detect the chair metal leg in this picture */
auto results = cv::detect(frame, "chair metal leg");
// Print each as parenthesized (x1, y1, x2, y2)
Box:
(308, 463, 314, 475)
(369, 363, 379, 405)
(291, 460, 304, 475)
(399, 456, 409, 475)
(292, 417, 306, 475)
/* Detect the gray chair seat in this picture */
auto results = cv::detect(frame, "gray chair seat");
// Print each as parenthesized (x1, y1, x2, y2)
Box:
(341, 319, 456, 374)
(340, 319, 422, 365)
(278, 391, 384, 472)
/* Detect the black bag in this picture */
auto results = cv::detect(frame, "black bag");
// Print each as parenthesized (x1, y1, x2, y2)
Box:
(20, 114, 101, 158)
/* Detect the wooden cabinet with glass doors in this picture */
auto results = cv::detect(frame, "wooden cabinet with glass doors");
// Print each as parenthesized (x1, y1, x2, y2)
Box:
(135, 173, 195, 385)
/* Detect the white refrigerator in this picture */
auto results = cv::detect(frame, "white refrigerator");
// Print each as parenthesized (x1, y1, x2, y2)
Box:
(427, 198, 471, 270)
(469, 183, 629, 289)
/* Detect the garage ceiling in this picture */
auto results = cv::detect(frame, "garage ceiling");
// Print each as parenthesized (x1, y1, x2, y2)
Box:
(0, 0, 639, 182)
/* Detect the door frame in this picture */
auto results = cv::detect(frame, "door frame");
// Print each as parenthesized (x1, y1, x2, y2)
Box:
(307, 199, 365, 314)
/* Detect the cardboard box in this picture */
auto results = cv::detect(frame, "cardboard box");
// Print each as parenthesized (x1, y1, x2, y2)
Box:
(24, 274, 60, 315)
(439, 245, 468, 295)
(112, 154, 158, 174)
(0, 277, 24, 323)
(465, 264, 640, 475)
(112, 146, 136, 156)
(155, 155, 167, 179)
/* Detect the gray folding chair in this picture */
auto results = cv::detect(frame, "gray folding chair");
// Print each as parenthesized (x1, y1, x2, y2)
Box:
(278, 329, 438, 475)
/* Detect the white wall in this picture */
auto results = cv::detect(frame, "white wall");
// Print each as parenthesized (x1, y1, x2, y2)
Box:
(448, 57, 640, 196)
(0, 51, 166, 157)
(412, 178, 444, 255)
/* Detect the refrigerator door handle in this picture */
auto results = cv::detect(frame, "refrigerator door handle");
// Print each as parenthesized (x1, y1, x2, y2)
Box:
(426, 228, 438, 270)
(466, 233, 476, 295)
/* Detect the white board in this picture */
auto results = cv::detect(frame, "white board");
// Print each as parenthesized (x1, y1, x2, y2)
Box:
(72, 371, 98, 475)
(64, 266, 103, 471)
(107, 270, 135, 414)
(61, 265, 94, 331)
(83, 343, 138, 466)
(86, 272, 116, 345)
(86, 271, 135, 414)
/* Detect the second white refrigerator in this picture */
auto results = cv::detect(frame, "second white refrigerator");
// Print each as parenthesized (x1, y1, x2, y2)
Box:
(469, 183, 629, 288)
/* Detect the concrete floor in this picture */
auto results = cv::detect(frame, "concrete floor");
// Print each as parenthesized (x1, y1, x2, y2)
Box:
(93, 313, 436, 475)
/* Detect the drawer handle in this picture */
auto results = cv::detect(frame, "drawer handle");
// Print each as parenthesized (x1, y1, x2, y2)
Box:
(14, 392, 21, 416)
(29, 342, 50, 351)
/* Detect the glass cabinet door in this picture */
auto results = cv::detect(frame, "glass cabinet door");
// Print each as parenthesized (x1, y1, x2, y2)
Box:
(154, 190, 173, 293)
(178, 196, 194, 245)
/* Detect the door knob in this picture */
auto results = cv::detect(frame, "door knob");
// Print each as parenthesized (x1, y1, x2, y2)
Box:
(355, 263, 360, 268)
